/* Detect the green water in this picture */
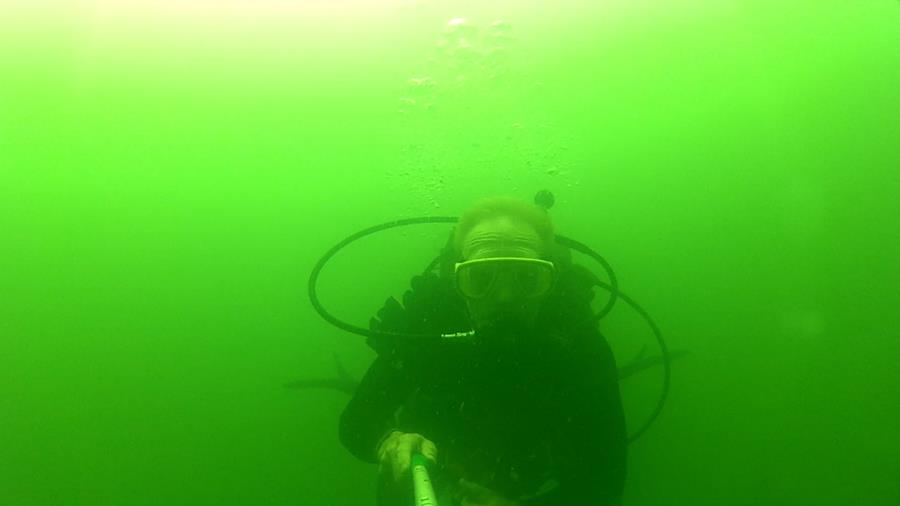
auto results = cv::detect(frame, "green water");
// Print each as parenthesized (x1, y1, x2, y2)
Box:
(2, 1, 898, 505)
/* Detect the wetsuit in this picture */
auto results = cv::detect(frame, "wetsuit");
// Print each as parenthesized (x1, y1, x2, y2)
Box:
(339, 263, 627, 506)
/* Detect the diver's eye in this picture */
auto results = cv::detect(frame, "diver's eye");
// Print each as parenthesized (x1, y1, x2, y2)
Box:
(517, 269, 540, 293)
(468, 266, 495, 294)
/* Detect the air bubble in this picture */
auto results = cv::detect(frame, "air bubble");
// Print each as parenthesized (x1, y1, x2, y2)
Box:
(487, 21, 512, 45)
(407, 76, 436, 94)
(445, 17, 477, 38)
(490, 19, 512, 33)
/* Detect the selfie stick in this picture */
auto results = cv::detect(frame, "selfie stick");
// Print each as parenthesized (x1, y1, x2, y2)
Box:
(411, 453, 439, 506)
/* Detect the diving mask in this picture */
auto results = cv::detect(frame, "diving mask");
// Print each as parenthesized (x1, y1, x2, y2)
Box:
(454, 257, 556, 299)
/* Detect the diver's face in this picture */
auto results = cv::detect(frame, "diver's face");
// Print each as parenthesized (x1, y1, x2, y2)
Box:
(459, 217, 546, 331)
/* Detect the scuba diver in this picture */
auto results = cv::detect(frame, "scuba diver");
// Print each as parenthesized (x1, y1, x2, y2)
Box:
(337, 196, 628, 506)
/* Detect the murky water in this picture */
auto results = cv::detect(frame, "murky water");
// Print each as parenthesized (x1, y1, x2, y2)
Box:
(1, 1, 898, 505)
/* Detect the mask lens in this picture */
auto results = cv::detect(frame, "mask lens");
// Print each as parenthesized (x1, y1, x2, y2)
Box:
(457, 261, 497, 298)
(456, 259, 554, 299)
(512, 261, 554, 297)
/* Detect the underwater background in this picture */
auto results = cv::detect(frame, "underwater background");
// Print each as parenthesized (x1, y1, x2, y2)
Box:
(2, 1, 899, 505)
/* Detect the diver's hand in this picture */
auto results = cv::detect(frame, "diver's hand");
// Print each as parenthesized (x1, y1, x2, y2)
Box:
(456, 478, 519, 506)
(376, 431, 438, 483)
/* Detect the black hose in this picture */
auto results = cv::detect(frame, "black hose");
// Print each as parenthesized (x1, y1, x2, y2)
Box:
(307, 217, 460, 342)
(554, 235, 619, 320)
(593, 280, 670, 443)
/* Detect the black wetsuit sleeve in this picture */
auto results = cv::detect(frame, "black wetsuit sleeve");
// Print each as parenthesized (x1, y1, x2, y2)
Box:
(338, 353, 415, 463)
(522, 331, 628, 506)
